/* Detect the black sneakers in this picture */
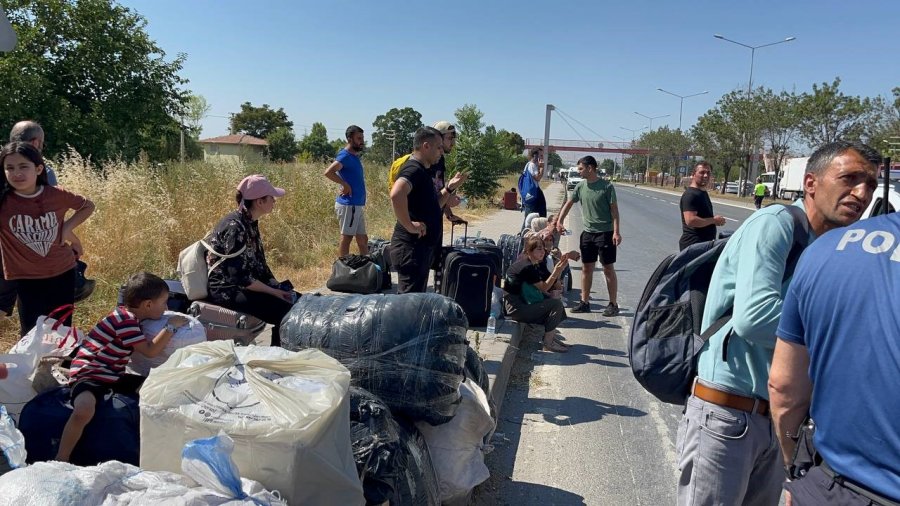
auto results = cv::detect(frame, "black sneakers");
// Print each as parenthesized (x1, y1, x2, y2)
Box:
(602, 303, 620, 317)
(570, 300, 591, 313)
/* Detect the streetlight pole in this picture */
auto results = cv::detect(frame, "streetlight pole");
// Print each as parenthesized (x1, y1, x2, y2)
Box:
(634, 112, 669, 184)
(714, 34, 796, 196)
(620, 125, 647, 182)
(656, 88, 709, 131)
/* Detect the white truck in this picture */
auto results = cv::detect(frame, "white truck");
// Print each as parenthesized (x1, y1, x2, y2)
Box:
(777, 157, 809, 200)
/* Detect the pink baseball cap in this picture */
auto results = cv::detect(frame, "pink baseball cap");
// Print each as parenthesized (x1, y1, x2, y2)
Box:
(237, 174, 286, 200)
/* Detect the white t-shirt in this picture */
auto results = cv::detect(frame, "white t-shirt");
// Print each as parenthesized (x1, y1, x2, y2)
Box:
(525, 161, 539, 178)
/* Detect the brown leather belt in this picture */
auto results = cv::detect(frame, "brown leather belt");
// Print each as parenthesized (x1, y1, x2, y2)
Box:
(693, 381, 770, 416)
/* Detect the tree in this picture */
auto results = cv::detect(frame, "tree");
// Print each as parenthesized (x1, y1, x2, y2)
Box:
(267, 126, 298, 162)
(796, 78, 880, 147)
(448, 104, 503, 200)
(640, 127, 692, 181)
(297, 122, 333, 161)
(229, 102, 293, 139)
(0, 0, 189, 161)
(600, 158, 616, 175)
(369, 107, 423, 164)
(753, 88, 801, 197)
(868, 87, 900, 158)
(692, 94, 748, 191)
(496, 129, 526, 156)
(183, 94, 210, 137)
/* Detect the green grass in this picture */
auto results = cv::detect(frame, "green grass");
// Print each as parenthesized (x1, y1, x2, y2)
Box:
(0, 155, 505, 349)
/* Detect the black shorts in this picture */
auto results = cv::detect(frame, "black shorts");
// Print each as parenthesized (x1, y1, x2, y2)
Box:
(580, 231, 616, 265)
(70, 379, 112, 404)
(70, 374, 145, 403)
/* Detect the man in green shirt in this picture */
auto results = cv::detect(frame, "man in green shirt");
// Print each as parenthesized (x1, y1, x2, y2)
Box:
(754, 177, 766, 209)
(556, 156, 621, 316)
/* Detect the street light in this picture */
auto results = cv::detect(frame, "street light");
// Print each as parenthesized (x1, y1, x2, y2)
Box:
(656, 88, 709, 131)
(713, 34, 796, 96)
(634, 112, 669, 184)
(714, 34, 796, 196)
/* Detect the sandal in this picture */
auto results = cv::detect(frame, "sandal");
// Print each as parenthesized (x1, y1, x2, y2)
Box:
(543, 340, 569, 353)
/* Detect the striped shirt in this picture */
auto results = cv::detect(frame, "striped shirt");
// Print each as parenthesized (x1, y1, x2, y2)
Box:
(69, 307, 146, 383)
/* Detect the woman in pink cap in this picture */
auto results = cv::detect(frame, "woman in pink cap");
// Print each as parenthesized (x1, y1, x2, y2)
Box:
(205, 174, 295, 347)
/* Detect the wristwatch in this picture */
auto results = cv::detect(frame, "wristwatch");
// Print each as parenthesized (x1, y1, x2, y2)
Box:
(165, 323, 177, 333)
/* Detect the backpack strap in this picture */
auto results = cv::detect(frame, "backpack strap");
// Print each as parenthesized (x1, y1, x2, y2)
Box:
(719, 204, 811, 361)
(201, 238, 246, 276)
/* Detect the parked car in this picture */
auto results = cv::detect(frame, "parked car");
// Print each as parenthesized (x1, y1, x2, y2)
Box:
(565, 167, 584, 191)
(724, 182, 739, 194)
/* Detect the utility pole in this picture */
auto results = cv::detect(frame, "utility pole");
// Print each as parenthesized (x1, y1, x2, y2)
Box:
(544, 104, 554, 175)
(385, 130, 397, 161)
(179, 116, 185, 164)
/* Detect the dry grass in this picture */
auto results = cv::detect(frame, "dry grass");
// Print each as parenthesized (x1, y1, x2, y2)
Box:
(0, 155, 507, 350)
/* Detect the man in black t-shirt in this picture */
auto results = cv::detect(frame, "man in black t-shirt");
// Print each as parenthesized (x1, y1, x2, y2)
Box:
(431, 121, 467, 225)
(389, 127, 465, 293)
(679, 161, 725, 251)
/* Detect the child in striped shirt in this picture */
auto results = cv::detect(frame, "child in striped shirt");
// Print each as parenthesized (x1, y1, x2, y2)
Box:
(55, 272, 187, 462)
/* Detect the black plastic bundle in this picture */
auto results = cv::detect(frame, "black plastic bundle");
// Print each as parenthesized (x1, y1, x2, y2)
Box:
(350, 387, 403, 505)
(392, 418, 441, 506)
(281, 293, 469, 425)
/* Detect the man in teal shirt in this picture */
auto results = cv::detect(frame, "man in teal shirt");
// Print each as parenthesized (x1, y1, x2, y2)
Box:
(556, 155, 621, 316)
(676, 141, 881, 506)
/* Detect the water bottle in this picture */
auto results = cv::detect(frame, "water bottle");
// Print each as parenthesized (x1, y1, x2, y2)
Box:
(486, 312, 497, 339)
(561, 272, 570, 295)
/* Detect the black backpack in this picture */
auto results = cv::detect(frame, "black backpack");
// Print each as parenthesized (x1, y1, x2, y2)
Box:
(629, 205, 810, 405)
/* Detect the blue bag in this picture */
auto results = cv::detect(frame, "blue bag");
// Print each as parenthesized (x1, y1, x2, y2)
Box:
(518, 167, 541, 207)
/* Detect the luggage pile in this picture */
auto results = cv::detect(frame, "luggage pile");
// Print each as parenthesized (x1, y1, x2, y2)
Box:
(282, 292, 497, 504)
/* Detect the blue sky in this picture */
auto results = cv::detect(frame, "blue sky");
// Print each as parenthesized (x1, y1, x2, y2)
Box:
(123, 0, 899, 148)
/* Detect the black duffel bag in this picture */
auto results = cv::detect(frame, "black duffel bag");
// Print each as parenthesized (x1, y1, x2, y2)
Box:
(280, 292, 468, 425)
(18, 386, 140, 466)
(326, 255, 383, 294)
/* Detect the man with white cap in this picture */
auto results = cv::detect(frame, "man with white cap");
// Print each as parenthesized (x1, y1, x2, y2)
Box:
(206, 174, 295, 347)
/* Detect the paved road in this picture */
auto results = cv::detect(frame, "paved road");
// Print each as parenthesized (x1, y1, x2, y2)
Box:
(477, 183, 755, 505)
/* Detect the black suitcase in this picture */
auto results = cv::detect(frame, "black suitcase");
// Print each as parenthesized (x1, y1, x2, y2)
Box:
(498, 233, 524, 275)
(435, 223, 498, 327)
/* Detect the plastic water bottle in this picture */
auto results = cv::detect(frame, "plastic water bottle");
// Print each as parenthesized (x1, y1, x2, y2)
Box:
(561, 272, 570, 304)
(486, 312, 497, 339)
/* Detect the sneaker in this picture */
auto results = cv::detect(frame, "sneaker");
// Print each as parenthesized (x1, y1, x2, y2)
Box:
(571, 300, 591, 313)
(602, 303, 620, 317)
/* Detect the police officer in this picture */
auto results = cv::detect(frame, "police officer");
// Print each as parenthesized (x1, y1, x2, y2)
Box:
(770, 209, 899, 505)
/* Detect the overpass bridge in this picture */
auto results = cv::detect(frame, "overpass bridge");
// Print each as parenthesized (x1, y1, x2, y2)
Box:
(524, 138, 649, 156)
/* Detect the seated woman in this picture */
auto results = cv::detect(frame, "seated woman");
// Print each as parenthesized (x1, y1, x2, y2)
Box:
(503, 235, 572, 353)
(206, 175, 295, 347)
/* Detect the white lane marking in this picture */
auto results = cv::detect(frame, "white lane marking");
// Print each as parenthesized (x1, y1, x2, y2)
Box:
(618, 315, 679, 482)
(725, 217, 738, 222)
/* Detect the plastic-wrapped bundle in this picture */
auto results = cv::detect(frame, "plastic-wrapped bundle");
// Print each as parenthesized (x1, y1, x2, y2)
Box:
(392, 418, 441, 506)
(281, 293, 468, 425)
(349, 387, 402, 505)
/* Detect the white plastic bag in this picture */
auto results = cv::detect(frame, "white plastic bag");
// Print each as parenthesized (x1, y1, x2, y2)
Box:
(0, 305, 83, 421)
(140, 340, 364, 506)
(0, 405, 26, 471)
(416, 378, 495, 501)
(128, 311, 206, 376)
(0, 459, 285, 506)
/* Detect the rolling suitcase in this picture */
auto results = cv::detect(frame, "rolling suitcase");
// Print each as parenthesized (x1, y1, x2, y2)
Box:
(435, 223, 498, 327)
(187, 301, 266, 346)
(498, 233, 524, 275)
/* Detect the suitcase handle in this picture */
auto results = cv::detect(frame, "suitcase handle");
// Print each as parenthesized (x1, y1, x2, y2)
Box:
(449, 221, 467, 247)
